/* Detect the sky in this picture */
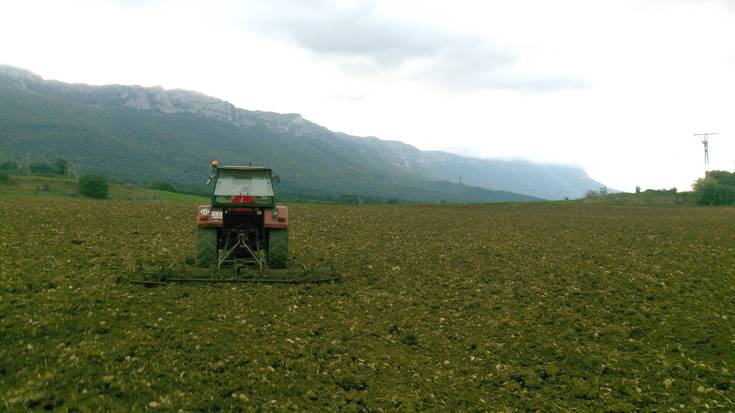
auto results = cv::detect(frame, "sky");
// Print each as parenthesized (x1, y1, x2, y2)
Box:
(1, 0, 734, 192)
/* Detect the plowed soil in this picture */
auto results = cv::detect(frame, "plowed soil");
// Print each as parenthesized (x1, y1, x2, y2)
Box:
(1, 200, 733, 411)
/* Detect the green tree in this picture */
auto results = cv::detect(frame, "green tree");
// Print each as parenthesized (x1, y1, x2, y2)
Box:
(693, 172, 735, 205)
(705, 170, 735, 187)
(0, 161, 18, 172)
(79, 174, 108, 199)
(30, 162, 53, 175)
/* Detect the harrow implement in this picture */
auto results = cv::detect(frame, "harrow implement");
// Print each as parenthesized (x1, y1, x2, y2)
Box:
(128, 259, 342, 286)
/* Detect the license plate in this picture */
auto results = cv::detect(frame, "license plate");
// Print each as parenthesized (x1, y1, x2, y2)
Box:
(211, 211, 223, 220)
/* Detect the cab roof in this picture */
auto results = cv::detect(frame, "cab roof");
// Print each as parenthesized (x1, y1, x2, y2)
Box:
(217, 165, 272, 172)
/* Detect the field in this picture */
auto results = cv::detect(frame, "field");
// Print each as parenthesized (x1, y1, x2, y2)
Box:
(1, 200, 734, 412)
(0, 175, 207, 203)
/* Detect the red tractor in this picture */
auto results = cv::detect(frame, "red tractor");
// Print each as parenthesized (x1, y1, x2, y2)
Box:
(195, 161, 288, 270)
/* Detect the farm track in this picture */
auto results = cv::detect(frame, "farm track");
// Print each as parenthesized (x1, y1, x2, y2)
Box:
(1, 200, 734, 411)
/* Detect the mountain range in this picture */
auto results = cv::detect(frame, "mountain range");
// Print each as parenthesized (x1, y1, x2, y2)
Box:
(0, 65, 606, 202)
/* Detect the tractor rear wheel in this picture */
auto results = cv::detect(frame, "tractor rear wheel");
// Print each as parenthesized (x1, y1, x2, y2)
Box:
(196, 228, 218, 268)
(267, 229, 288, 268)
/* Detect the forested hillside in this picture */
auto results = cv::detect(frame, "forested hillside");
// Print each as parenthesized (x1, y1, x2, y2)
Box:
(0, 66, 606, 202)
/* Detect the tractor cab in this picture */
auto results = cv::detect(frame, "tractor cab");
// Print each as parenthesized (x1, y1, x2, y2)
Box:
(212, 167, 275, 208)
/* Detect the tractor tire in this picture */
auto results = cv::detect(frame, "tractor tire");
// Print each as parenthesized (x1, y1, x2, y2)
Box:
(267, 229, 288, 269)
(196, 228, 218, 268)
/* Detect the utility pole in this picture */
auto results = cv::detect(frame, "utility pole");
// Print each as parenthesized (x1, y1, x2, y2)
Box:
(695, 132, 718, 175)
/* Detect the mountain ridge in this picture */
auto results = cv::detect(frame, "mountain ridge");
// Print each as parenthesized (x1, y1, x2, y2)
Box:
(0, 65, 606, 201)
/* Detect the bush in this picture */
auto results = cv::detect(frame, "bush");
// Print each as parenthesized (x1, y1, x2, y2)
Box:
(0, 173, 13, 185)
(79, 174, 109, 199)
(694, 175, 735, 206)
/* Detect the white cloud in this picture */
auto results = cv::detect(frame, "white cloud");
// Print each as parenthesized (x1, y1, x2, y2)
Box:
(240, 0, 583, 92)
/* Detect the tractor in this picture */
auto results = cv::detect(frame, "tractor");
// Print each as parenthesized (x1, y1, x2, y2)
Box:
(195, 161, 288, 270)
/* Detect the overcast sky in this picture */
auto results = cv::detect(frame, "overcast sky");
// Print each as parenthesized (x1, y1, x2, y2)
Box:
(2, 0, 734, 191)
